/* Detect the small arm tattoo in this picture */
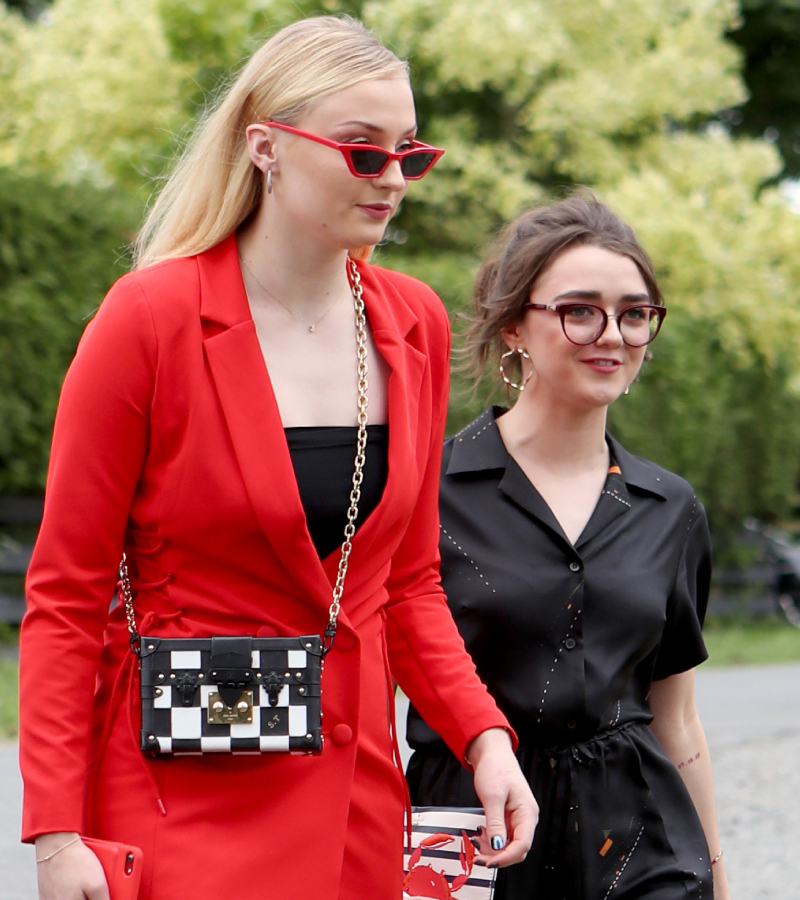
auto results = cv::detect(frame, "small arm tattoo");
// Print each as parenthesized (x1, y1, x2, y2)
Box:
(677, 751, 701, 770)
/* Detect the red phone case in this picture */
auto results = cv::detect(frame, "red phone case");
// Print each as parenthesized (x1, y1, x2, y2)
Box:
(82, 837, 143, 900)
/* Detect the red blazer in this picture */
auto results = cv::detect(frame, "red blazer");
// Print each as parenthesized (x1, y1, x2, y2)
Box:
(19, 234, 511, 900)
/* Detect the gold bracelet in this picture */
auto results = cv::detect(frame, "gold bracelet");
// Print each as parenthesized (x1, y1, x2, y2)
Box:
(36, 836, 81, 863)
(711, 848, 724, 865)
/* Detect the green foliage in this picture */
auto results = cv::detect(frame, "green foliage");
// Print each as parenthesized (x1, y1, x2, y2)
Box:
(1, 0, 48, 19)
(0, 657, 18, 739)
(0, 168, 135, 492)
(0, 0, 188, 190)
(727, 0, 800, 178)
(1, 0, 800, 553)
(608, 321, 800, 546)
(703, 613, 800, 665)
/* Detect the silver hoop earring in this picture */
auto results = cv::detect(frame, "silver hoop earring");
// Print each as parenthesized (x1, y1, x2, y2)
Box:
(499, 347, 532, 391)
(266, 169, 273, 195)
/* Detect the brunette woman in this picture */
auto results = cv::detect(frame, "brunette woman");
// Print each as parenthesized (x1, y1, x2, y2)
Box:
(19, 16, 536, 900)
(407, 194, 730, 900)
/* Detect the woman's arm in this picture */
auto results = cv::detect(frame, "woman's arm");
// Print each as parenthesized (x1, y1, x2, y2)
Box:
(649, 669, 730, 900)
(382, 295, 536, 864)
(20, 275, 157, 843)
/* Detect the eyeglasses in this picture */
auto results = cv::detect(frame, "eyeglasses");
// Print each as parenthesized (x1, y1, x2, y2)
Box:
(263, 121, 445, 179)
(524, 302, 667, 347)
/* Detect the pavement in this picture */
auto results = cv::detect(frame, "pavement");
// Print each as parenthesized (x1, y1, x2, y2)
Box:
(2, 662, 799, 900)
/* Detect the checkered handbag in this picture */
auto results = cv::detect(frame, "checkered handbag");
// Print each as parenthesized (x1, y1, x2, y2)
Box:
(137, 634, 323, 755)
(121, 257, 370, 758)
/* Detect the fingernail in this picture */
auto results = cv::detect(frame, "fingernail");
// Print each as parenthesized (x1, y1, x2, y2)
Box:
(487, 862, 498, 869)
(491, 835, 505, 851)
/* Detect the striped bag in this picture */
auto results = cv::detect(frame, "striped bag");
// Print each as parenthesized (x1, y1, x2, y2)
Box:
(403, 807, 497, 900)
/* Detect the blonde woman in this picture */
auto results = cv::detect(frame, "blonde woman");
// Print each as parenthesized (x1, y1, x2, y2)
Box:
(20, 17, 536, 900)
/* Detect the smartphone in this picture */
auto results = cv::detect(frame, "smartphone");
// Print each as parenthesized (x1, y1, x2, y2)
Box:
(82, 836, 143, 900)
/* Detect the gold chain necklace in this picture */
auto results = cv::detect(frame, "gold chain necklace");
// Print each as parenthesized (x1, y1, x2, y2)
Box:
(240, 255, 342, 333)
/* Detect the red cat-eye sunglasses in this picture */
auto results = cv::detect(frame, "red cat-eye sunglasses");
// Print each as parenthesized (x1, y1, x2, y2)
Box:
(263, 121, 445, 180)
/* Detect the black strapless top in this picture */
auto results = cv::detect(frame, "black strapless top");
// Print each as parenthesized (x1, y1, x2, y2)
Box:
(284, 425, 389, 559)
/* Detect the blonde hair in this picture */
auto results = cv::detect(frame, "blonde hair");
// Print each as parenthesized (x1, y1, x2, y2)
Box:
(134, 16, 408, 268)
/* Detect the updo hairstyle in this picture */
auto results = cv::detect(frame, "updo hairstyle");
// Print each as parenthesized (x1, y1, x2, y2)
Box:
(465, 192, 663, 386)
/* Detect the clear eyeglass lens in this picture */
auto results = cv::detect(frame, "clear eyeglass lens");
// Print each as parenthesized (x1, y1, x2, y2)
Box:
(562, 305, 659, 346)
(562, 306, 604, 344)
(620, 308, 658, 345)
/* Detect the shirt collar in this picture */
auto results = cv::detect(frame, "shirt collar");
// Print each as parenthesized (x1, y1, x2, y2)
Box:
(446, 407, 668, 502)
(446, 407, 509, 475)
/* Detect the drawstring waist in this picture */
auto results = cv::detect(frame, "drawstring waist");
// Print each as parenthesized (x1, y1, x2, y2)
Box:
(87, 606, 185, 826)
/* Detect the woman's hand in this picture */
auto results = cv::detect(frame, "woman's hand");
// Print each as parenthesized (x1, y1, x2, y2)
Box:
(466, 727, 538, 868)
(35, 832, 110, 900)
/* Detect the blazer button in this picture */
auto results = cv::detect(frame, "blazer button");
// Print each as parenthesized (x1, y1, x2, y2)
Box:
(569, 562, 581, 572)
(331, 724, 353, 746)
(565, 638, 576, 650)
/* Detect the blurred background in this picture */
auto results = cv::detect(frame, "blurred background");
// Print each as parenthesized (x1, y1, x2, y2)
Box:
(2, 0, 800, 730)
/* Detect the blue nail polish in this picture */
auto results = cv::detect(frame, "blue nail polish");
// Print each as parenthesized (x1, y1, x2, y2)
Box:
(491, 835, 504, 851)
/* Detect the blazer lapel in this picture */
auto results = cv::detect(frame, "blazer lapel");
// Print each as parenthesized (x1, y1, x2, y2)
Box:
(198, 235, 334, 608)
(342, 264, 427, 564)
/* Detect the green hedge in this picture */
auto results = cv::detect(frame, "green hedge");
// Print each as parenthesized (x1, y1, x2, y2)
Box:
(0, 169, 137, 493)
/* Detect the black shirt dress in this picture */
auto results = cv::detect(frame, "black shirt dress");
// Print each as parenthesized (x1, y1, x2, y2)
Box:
(407, 407, 714, 900)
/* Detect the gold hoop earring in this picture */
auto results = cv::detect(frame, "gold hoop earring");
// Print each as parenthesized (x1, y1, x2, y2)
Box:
(499, 347, 532, 391)
(266, 169, 273, 195)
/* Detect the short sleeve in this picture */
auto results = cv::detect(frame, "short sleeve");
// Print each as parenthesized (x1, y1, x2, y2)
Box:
(652, 501, 711, 680)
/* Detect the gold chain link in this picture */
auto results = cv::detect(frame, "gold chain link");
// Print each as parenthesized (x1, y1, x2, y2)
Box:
(328, 258, 369, 631)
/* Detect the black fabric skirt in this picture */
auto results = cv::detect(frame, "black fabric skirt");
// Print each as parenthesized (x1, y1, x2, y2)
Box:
(406, 721, 712, 900)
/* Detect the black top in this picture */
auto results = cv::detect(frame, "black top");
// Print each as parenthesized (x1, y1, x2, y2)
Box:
(406, 407, 713, 900)
(408, 406, 709, 749)
(285, 425, 389, 559)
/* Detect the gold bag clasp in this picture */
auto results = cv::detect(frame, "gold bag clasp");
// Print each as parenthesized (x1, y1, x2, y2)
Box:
(207, 689, 254, 725)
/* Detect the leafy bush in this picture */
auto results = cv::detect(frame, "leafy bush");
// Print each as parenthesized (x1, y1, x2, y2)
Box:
(0, 168, 136, 492)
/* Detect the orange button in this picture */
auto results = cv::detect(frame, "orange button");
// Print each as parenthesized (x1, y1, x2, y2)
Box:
(331, 724, 353, 746)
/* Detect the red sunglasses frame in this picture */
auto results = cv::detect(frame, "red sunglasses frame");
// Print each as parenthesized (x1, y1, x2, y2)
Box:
(262, 121, 445, 179)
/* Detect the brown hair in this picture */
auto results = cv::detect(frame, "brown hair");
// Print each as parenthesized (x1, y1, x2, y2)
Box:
(465, 191, 663, 384)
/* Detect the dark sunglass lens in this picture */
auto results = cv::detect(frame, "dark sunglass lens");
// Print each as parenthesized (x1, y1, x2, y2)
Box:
(349, 148, 390, 175)
(400, 151, 437, 177)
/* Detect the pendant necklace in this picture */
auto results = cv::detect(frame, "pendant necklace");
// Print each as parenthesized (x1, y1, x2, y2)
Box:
(240, 255, 341, 333)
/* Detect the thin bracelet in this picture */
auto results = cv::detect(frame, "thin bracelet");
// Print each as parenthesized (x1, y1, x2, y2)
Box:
(711, 848, 724, 865)
(36, 836, 81, 863)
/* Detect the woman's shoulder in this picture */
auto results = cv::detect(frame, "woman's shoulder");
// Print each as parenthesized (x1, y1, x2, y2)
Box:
(107, 255, 201, 308)
(362, 262, 449, 331)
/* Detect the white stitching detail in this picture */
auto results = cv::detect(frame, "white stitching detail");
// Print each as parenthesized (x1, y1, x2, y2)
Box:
(453, 409, 490, 440)
(440, 527, 496, 594)
(602, 824, 645, 899)
(537, 583, 582, 723)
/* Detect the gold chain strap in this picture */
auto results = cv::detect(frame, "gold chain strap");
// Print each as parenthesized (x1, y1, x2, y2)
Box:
(324, 257, 369, 652)
(123, 256, 368, 656)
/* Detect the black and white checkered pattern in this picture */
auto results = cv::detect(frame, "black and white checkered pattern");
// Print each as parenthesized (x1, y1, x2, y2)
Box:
(403, 808, 496, 900)
(139, 636, 322, 755)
